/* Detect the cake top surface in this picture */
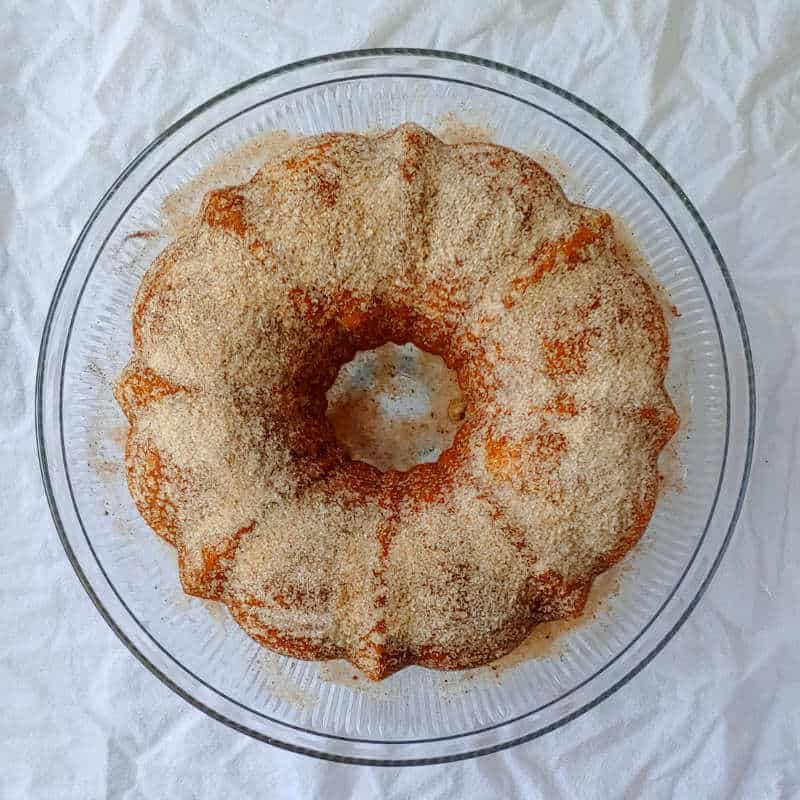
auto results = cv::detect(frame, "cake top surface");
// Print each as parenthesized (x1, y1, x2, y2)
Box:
(118, 123, 677, 677)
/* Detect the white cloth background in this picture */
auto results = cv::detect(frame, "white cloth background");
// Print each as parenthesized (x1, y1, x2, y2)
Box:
(2, 1, 798, 797)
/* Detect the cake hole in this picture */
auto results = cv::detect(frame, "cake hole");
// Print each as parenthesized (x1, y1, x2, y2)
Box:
(325, 342, 465, 472)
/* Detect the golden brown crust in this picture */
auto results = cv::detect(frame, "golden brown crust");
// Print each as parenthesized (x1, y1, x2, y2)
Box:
(116, 124, 678, 680)
(123, 437, 184, 546)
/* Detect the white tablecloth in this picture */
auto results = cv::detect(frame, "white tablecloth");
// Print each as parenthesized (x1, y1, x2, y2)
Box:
(3, 1, 799, 797)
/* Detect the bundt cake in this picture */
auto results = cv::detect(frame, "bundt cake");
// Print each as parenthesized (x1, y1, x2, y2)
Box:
(115, 123, 678, 680)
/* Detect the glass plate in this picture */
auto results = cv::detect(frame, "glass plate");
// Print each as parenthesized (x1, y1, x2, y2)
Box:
(36, 49, 755, 765)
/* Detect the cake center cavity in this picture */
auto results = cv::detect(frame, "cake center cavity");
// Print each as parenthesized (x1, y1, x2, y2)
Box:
(325, 342, 465, 472)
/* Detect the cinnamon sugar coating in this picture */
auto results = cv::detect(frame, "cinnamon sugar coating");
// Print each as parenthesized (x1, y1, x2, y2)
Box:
(116, 124, 678, 680)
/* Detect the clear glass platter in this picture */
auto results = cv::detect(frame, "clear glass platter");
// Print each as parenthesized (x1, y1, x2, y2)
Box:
(36, 49, 755, 765)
